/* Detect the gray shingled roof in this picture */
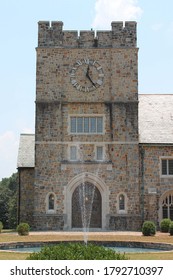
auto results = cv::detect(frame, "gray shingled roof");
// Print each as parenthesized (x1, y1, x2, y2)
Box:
(17, 134, 35, 168)
(139, 94, 173, 143)
(17, 94, 173, 168)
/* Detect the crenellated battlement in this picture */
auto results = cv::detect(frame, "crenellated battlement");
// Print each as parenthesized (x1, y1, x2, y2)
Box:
(38, 21, 137, 48)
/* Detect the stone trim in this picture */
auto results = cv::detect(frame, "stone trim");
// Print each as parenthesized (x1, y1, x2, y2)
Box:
(35, 141, 139, 145)
(139, 143, 173, 146)
(35, 100, 139, 104)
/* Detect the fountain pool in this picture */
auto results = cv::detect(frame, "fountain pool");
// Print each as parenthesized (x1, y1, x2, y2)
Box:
(1, 241, 173, 254)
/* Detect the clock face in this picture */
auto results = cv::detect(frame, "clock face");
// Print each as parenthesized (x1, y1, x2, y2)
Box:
(70, 58, 104, 92)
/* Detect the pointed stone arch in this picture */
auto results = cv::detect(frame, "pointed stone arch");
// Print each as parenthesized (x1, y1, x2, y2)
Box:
(64, 172, 109, 230)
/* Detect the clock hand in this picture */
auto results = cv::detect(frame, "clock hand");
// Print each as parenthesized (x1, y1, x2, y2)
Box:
(87, 74, 95, 86)
(86, 65, 90, 77)
(86, 66, 95, 86)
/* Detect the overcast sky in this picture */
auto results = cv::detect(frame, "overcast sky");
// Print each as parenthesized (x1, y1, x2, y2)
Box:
(0, 0, 173, 180)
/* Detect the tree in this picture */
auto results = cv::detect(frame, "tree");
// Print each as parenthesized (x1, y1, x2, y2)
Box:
(0, 173, 18, 229)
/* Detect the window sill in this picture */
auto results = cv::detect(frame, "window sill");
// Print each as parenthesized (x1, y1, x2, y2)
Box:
(62, 160, 112, 164)
(160, 175, 173, 178)
(46, 210, 56, 215)
(117, 210, 127, 215)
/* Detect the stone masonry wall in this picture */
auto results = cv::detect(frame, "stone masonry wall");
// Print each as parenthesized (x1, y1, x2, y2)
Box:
(36, 48, 138, 103)
(34, 21, 139, 230)
(36, 102, 138, 143)
(108, 144, 141, 230)
(34, 143, 140, 230)
(140, 145, 173, 226)
(18, 168, 34, 226)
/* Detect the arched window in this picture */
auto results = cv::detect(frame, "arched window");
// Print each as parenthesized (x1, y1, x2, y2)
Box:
(119, 194, 125, 210)
(162, 193, 173, 220)
(117, 193, 127, 214)
(46, 193, 56, 214)
(49, 194, 55, 210)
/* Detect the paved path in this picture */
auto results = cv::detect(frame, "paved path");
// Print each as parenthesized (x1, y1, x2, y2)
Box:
(3, 231, 168, 237)
(28, 231, 167, 236)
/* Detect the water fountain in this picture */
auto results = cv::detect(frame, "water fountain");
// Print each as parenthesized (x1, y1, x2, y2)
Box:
(72, 144, 103, 245)
(78, 180, 96, 245)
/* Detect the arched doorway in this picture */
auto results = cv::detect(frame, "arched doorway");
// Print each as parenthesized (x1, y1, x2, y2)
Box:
(72, 182, 102, 228)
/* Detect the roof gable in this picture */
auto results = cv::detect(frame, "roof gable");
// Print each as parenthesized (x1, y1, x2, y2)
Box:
(139, 94, 173, 143)
(17, 134, 35, 168)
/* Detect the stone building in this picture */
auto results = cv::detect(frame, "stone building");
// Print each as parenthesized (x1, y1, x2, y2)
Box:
(17, 21, 173, 231)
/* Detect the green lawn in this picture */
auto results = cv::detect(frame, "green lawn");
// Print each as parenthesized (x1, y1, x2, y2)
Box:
(0, 252, 29, 260)
(127, 252, 173, 260)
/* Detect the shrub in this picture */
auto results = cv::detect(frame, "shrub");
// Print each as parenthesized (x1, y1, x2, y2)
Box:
(27, 242, 128, 260)
(160, 218, 171, 233)
(169, 221, 173, 236)
(0, 221, 3, 233)
(17, 223, 30, 236)
(142, 221, 156, 236)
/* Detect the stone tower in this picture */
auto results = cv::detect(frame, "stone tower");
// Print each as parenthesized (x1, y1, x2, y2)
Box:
(34, 21, 140, 230)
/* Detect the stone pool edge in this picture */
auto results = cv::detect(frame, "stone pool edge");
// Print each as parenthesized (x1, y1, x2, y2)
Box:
(1, 240, 173, 253)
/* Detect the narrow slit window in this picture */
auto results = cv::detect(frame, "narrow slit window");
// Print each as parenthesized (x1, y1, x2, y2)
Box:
(49, 194, 55, 210)
(90, 117, 96, 133)
(77, 117, 83, 133)
(70, 117, 76, 133)
(96, 146, 103, 161)
(97, 117, 103, 133)
(169, 160, 173, 175)
(84, 117, 89, 133)
(70, 146, 77, 161)
(119, 194, 125, 210)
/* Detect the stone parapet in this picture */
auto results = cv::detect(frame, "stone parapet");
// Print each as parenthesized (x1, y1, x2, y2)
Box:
(38, 21, 137, 48)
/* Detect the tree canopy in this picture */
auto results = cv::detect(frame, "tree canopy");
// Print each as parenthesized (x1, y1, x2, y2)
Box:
(0, 173, 18, 229)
